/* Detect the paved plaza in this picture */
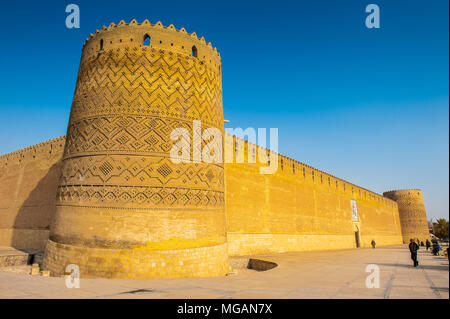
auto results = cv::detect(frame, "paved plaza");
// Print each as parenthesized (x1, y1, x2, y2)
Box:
(0, 245, 448, 299)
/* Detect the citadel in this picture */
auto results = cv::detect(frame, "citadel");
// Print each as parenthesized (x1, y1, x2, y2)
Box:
(0, 20, 430, 279)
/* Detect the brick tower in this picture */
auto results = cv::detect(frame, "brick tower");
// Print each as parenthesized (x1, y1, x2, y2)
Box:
(42, 20, 228, 278)
(383, 189, 430, 244)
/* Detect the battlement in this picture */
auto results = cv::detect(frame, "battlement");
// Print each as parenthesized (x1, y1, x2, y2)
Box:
(227, 134, 398, 208)
(82, 19, 221, 68)
(0, 136, 66, 169)
(384, 189, 422, 194)
(383, 189, 423, 199)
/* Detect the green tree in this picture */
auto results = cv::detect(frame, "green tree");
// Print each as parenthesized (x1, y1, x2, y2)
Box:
(433, 218, 449, 239)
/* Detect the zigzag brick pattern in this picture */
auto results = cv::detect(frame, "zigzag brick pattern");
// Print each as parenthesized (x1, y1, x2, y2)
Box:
(42, 20, 229, 278)
(383, 189, 430, 243)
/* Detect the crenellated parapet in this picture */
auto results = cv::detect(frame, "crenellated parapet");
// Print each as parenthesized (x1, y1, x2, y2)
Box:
(226, 134, 398, 209)
(81, 19, 221, 72)
(0, 136, 66, 175)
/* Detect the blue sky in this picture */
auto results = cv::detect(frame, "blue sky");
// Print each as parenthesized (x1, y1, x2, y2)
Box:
(0, 0, 448, 219)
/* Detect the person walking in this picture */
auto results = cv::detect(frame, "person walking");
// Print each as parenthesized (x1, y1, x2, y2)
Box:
(371, 239, 376, 249)
(426, 239, 431, 251)
(409, 238, 419, 267)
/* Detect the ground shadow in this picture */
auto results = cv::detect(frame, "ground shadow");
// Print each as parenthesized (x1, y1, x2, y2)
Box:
(10, 162, 62, 257)
(376, 263, 449, 271)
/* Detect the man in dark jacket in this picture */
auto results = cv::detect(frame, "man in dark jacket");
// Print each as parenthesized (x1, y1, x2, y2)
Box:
(426, 239, 431, 251)
(409, 238, 419, 267)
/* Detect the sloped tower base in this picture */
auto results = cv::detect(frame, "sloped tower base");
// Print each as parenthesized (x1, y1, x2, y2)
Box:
(44, 240, 228, 279)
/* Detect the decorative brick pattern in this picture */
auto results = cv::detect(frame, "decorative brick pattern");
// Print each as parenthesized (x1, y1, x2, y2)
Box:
(383, 190, 430, 243)
(42, 20, 228, 278)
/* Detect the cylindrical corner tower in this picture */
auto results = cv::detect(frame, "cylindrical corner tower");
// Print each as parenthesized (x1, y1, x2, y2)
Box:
(42, 19, 228, 278)
(383, 189, 430, 244)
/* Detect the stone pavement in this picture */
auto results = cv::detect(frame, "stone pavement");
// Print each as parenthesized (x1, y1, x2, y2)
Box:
(0, 245, 448, 299)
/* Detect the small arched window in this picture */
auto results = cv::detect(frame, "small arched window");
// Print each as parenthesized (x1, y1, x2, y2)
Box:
(192, 45, 198, 57)
(143, 34, 151, 46)
(100, 39, 104, 51)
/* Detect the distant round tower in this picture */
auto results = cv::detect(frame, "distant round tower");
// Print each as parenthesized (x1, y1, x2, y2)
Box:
(42, 20, 228, 278)
(383, 189, 430, 244)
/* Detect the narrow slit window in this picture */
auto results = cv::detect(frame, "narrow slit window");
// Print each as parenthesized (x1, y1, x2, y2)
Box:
(192, 45, 198, 57)
(143, 34, 151, 46)
(100, 39, 104, 50)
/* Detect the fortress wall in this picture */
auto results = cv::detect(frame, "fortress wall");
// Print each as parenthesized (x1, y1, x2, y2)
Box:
(0, 137, 65, 250)
(225, 136, 403, 256)
(0, 134, 406, 257)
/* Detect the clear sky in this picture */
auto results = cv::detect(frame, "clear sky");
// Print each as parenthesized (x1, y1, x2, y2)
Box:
(0, 0, 448, 220)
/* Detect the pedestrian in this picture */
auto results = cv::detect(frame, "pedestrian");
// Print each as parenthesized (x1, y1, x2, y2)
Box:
(420, 241, 424, 246)
(426, 239, 430, 251)
(408, 238, 419, 267)
(371, 239, 376, 249)
(432, 241, 442, 256)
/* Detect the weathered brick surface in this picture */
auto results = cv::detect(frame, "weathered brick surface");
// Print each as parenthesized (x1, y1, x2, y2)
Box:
(43, 20, 228, 278)
(0, 137, 64, 250)
(43, 240, 229, 279)
(383, 190, 430, 243)
(224, 140, 404, 255)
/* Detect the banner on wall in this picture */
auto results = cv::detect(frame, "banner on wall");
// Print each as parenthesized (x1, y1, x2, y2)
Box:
(351, 199, 359, 222)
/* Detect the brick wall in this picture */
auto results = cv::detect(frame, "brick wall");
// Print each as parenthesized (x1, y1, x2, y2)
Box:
(0, 137, 65, 250)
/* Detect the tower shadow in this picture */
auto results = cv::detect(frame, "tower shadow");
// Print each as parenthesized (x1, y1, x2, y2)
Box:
(10, 162, 61, 257)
